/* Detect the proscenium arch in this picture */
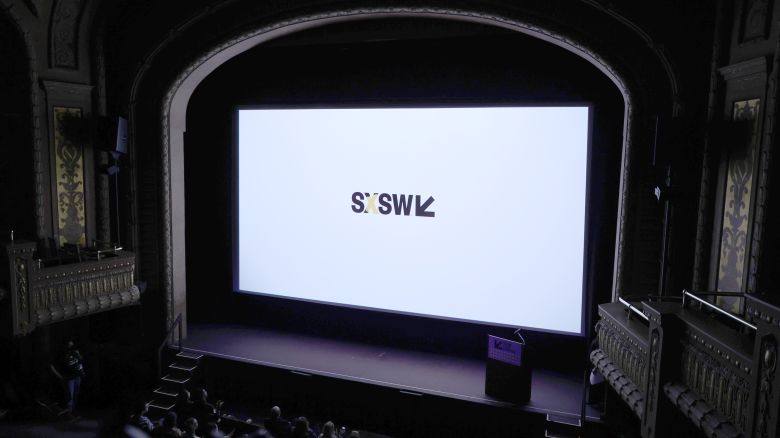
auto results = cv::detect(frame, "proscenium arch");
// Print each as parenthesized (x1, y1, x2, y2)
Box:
(154, 7, 644, 334)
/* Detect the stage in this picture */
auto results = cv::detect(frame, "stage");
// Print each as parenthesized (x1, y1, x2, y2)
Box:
(182, 323, 598, 423)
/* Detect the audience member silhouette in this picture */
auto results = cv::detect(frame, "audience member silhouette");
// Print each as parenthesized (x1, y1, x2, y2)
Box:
(177, 389, 194, 420)
(292, 416, 316, 438)
(129, 401, 155, 433)
(182, 417, 200, 438)
(318, 421, 336, 438)
(207, 421, 234, 438)
(264, 405, 291, 438)
(118, 388, 366, 438)
(153, 411, 183, 437)
(191, 388, 217, 428)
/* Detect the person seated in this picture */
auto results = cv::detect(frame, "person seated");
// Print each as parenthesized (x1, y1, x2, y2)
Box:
(264, 406, 291, 438)
(191, 388, 217, 427)
(153, 411, 183, 437)
(177, 389, 193, 420)
(182, 417, 200, 438)
(291, 417, 315, 438)
(207, 421, 234, 438)
(129, 401, 155, 433)
(348, 432, 359, 438)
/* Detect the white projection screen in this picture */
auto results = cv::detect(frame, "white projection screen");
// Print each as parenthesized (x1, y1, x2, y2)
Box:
(236, 106, 590, 335)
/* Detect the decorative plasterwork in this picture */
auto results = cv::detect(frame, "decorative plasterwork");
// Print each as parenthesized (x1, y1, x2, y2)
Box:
(6, 242, 140, 335)
(49, 0, 84, 69)
(664, 381, 743, 438)
(718, 57, 768, 81)
(681, 331, 751, 430)
(755, 337, 777, 437)
(595, 317, 648, 391)
(52, 106, 86, 246)
(646, 330, 660, 415)
(739, 0, 774, 44)
(591, 348, 645, 418)
(716, 98, 760, 300)
(42, 80, 93, 98)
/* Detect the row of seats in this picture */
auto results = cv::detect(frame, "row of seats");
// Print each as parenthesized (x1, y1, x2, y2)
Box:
(122, 386, 365, 438)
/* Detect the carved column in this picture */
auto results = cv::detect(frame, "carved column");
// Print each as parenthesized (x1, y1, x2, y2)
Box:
(745, 294, 780, 438)
(640, 301, 683, 438)
(5, 241, 36, 336)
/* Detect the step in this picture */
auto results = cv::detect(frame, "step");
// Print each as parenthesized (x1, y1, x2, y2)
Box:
(161, 374, 190, 385)
(148, 400, 176, 411)
(169, 363, 197, 372)
(176, 351, 203, 360)
(545, 414, 583, 438)
(153, 387, 178, 398)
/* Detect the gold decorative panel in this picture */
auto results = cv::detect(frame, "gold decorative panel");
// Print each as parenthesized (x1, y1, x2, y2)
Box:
(53, 106, 86, 247)
(717, 99, 760, 310)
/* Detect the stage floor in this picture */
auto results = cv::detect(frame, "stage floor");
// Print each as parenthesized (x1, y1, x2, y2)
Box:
(184, 323, 597, 421)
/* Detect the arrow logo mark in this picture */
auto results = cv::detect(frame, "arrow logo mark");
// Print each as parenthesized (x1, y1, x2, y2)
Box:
(415, 195, 435, 218)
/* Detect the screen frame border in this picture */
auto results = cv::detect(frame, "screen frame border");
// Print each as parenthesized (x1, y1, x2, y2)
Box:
(231, 101, 595, 337)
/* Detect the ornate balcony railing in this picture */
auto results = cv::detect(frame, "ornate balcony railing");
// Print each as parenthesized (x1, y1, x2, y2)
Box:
(2, 241, 140, 336)
(592, 292, 780, 438)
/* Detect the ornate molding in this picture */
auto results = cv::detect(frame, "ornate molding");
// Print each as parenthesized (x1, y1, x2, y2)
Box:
(646, 330, 660, 415)
(738, 0, 773, 44)
(595, 318, 648, 391)
(755, 337, 777, 437)
(41, 80, 93, 97)
(612, 103, 634, 297)
(49, 0, 84, 69)
(28, 254, 135, 310)
(5, 242, 139, 335)
(680, 332, 751, 430)
(34, 285, 139, 326)
(663, 381, 742, 438)
(15, 257, 28, 316)
(579, 0, 683, 115)
(718, 57, 767, 81)
(591, 348, 645, 418)
(746, 303, 780, 326)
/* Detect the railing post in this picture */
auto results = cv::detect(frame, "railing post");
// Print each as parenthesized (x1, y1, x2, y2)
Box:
(640, 301, 683, 438)
(744, 295, 780, 438)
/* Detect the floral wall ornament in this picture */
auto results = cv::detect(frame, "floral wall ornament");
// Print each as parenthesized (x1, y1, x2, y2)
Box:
(717, 98, 760, 310)
(53, 107, 86, 247)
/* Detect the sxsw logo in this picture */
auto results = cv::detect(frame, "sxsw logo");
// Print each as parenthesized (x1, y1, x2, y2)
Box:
(351, 192, 435, 218)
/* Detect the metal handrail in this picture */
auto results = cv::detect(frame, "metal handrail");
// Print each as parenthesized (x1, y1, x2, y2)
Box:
(618, 297, 650, 321)
(682, 290, 745, 297)
(157, 313, 183, 379)
(682, 289, 756, 331)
